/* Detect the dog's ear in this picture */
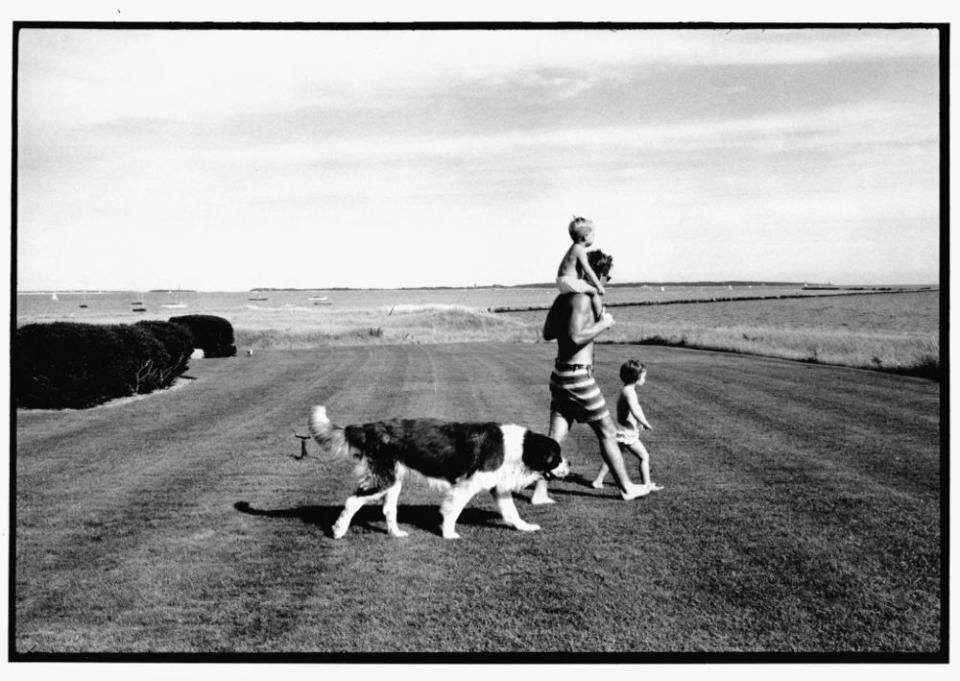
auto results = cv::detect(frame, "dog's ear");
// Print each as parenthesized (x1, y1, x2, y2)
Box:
(521, 431, 562, 471)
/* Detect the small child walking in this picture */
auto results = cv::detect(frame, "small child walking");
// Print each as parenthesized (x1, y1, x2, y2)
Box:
(592, 359, 663, 492)
(556, 216, 606, 321)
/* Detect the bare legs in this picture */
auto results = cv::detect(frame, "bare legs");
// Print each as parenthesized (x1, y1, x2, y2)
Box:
(533, 411, 648, 503)
(592, 441, 660, 492)
(588, 417, 649, 499)
(531, 411, 575, 504)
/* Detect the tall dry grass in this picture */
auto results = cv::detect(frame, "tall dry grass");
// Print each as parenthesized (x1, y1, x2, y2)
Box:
(234, 304, 540, 348)
(232, 301, 939, 379)
(601, 323, 940, 378)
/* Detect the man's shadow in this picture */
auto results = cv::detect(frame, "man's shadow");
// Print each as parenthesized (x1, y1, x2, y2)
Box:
(234, 500, 504, 538)
(531, 472, 614, 499)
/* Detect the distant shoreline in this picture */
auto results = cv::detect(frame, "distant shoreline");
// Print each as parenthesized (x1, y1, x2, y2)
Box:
(17, 283, 938, 295)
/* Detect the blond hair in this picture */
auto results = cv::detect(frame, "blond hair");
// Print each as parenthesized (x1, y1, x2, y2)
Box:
(568, 216, 594, 243)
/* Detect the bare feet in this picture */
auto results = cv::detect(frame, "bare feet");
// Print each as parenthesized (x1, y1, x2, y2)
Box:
(531, 480, 556, 505)
(621, 484, 651, 500)
(511, 520, 541, 532)
(648, 482, 664, 492)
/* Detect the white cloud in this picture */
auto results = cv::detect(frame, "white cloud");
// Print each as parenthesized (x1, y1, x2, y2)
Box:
(18, 28, 939, 126)
(15, 27, 942, 289)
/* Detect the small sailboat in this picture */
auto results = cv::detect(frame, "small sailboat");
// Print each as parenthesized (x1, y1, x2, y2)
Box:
(51, 291, 58, 301)
(161, 287, 187, 308)
(308, 295, 328, 302)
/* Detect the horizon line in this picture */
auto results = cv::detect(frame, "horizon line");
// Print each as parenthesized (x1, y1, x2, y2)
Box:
(15, 281, 940, 294)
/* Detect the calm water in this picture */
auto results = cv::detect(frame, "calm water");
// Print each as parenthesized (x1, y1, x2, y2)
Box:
(16, 284, 814, 321)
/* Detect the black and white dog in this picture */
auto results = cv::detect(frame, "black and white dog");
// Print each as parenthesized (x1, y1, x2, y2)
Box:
(308, 406, 569, 539)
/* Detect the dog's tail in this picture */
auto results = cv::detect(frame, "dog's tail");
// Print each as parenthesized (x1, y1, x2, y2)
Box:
(308, 405, 350, 457)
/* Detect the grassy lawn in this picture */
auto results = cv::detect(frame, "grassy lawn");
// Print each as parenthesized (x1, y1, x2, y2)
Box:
(14, 343, 942, 656)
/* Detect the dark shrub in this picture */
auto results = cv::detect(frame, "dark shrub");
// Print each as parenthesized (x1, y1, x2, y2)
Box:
(110, 324, 171, 395)
(14, 321, 197, 409)
(168, 314, 237, 357)
(15, 322, 129, 409)
(135, 320, 193, 381)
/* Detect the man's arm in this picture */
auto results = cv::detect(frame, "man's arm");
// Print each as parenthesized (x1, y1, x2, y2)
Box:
(566, 294, 614, 346)
(575, 247, 605, 293)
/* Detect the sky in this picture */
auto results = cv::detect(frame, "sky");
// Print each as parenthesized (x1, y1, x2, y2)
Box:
(15, 27, 942, 290)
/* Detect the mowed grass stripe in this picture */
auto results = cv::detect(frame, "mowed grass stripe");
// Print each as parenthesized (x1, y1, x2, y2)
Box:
(211, 346, 421, 650)
(14, 348, 379, 651)
(583, 349, 940, 650)
(15, 343, 941, 653)
(217, 344, 581, 651)
(607, 348, 939, 493)
(16, 350, 366, 522)
(140, 345, 429, 651)
(242, 348, 936, 649)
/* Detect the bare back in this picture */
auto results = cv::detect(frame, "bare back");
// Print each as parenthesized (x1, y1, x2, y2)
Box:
(543, 292, 599, 365)
(557, 243, 585, 279)
(616, 386, 639, 430)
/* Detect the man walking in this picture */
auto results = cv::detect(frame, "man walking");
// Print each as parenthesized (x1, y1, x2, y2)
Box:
(534, 250, 649, 503)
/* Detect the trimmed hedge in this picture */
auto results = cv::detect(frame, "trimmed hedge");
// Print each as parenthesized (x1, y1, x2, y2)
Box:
(15, 320, 194, 409)
(134, 320, 193, 379)
(168, 314, 237, 358)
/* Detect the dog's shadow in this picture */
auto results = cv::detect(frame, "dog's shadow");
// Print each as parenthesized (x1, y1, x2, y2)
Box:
(543, 473, 615, 499)
(234, 501, 504, 538)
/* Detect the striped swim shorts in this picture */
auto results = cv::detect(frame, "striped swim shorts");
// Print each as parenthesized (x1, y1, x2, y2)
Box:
(549, 362, 610, 423)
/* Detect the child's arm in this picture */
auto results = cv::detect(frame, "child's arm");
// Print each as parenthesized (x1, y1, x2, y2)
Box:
(625, 388, 652, 430)
(575, 246, 606, 295)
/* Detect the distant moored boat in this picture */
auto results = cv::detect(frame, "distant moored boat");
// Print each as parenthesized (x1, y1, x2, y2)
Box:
(161, 303, 187, 309)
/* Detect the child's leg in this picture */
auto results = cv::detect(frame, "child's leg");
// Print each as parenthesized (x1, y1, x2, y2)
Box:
(593, 439, 634, 487)
(625, 442, 661, 490)
(625, 442, 650, 486)
(591, 462, 609, 488)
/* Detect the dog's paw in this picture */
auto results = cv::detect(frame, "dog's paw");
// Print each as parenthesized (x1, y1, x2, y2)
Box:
(530, 495, 556, 505)
(331, 523, 349, 539)
(390, 529, 410, 538)
(442, 531, 462, 540)
(514, 522, 541, 532)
